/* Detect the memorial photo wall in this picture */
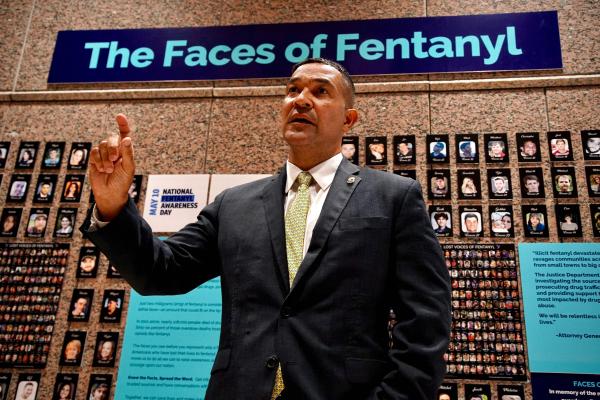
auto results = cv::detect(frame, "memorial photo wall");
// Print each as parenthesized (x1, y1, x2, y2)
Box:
(0, 138, 143, 399)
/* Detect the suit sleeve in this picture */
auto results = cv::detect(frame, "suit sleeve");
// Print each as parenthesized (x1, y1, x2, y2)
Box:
(80, 192, 225, 295)
(369, 179, 451, 400)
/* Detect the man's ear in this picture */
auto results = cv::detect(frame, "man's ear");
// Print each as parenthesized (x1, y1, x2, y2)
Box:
(343, 108, 358, 132)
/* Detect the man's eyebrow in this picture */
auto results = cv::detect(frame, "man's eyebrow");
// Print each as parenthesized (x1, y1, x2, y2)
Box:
(288, 77, 334, 86)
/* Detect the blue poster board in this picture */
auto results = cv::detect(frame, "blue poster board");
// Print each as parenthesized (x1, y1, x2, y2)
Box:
(519, 243, 600, 399)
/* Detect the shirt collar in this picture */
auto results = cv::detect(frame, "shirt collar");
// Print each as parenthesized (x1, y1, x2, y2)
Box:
(285, 153, 343, 193)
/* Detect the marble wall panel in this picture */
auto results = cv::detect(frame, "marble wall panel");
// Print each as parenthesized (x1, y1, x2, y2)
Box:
(0, 0, 33, 91)
(426, 0, 600, 76)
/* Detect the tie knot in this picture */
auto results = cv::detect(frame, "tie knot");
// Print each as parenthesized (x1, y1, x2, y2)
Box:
(297, 172, 312, 188)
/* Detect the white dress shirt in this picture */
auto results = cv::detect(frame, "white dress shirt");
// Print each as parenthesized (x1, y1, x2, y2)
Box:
(285, 153, 343, 256)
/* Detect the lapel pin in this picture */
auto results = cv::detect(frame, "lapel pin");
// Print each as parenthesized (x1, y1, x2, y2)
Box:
(346, 176, 356, 184)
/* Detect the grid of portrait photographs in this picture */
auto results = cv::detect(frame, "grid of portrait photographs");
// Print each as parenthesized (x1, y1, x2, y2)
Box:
(0, 243, 69, 368)
(443, 244, 526, 380)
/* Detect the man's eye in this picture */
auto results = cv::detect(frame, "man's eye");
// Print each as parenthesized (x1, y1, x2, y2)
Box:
(318, 87, 328, 94)
(287, 87, 298, 93)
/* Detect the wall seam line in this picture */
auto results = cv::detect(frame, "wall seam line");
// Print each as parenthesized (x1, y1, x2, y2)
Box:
(12, 0, 37, 92)
(202, 96, 215, 174)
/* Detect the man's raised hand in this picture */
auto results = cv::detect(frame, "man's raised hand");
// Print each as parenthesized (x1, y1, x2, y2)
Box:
(89, 114, 136, 221)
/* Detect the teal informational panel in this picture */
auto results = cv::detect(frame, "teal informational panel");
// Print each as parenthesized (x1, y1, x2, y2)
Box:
(114, 278, 221, 400)
(519, 243, 600, 399)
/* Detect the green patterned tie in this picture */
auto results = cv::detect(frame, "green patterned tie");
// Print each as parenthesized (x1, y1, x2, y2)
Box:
(271, 171, 312, 400)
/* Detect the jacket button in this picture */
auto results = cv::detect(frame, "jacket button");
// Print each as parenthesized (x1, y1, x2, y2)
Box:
(281, 306, 292, 318)
(265, 355, 279, 369)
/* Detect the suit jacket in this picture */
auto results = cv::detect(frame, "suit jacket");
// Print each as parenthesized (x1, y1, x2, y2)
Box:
(82, 159, 451, 400)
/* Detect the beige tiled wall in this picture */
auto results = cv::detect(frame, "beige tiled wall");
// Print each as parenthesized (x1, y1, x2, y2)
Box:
(0, 1, 599, 399)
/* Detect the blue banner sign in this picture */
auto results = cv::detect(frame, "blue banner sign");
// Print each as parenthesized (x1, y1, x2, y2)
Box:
(48, 11, 561, 83)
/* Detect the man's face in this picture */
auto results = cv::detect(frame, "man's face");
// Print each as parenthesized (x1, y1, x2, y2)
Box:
(558, 176, 571, 192)
(556, 139, 566, 151)
(587, 138, 600, 153)
(398, 143, 408, 154)
(433, 143, 443, 154)
(49, 149, 58, 160)
(74, 298, 87, 313)
(435, 178, 446, 189)
(340, 144, 355, 158)
(523, 141, 536, 155)
(494, 179, 505, 192)
(436, 217, 447, 228)
(107, 300, 118, 314)
(465, 217, 478, 232)
(281, 63, 352, 155)
(80, 257, 96, 272)
(40, 184, 50, 196)
(439, 395, 451, 400)
(525, 178, 539, 193)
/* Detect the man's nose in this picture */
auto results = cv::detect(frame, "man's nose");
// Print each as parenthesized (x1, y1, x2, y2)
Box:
(294, 88, 313, 109)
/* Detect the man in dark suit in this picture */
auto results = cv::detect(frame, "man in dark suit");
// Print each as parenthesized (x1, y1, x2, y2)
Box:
(83, 58, 451, 400)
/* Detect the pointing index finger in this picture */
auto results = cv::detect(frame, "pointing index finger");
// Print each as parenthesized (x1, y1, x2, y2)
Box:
(115, 114, 131, 139)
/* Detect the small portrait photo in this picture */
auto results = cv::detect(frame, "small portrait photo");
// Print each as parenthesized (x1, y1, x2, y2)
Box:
(585, 166, 600, 197)
(522, 205, 549, 238)
(519, 168, 545, 198)
(54, 208, 77, 238)
(93, 332, 119, 367)
(14, 374, 40, 400)
(0, 142, 10, 169)
(67, 142, 91, 170)
(77, 247, 100, 278)
(489, 206, 514, 238)
(497, 384, 525, 400)
(460, 206, 483, 237)
(516, 132, 541, 162)
(100, 290, 124, 323)
(52, 373, 78, 400)
(68, 289, 93, 322)
(33, 174, 58, 203)
(0, 373, 10, 400)
(14, 142, 39, 169)
(392, 170, 416, 180)
(129, 175, 143, 204)
(429, 206, 452, 237)
(464, 384, 491, 400)
(488, 169, 512, 199)
(365, 136, 387, 166)
(42, 142, 65, 169)
(0, 208, 22, 238)
(340, 136, 359, 165)
(106, 264, 122, 279)
(457, 170, 481, 199)
(393, 135, 415, 165)
(556, 204, 582, 237)
(551, 167, 578, 198)
(437, 383, 458, 399)
(59, 331, 86, 366)
(484, 133, 509, 163)
(428, 170, 451, 200)
(455, 134, 478, 163)
(590, 204, 600, 237)
(582, 130, 600, 160)
(25, 208, 49, 238)
(548, 131, 573, 161)
(7, 174, 31, 202)
(86, 375, 111, 400)
(61, 175, 85, 202)
(427, 135, 449, 163)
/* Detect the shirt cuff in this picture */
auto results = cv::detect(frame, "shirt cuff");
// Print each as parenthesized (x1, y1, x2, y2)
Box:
(89, 205, 111, 232)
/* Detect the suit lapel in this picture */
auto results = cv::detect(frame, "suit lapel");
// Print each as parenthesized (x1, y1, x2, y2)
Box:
(261, 168, 290, 293)
(290, 159, 361, 292)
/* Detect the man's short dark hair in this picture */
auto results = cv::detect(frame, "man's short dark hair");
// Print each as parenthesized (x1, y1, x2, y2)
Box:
(291, 58, 355, 107)
(464, 213, 479, 222)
